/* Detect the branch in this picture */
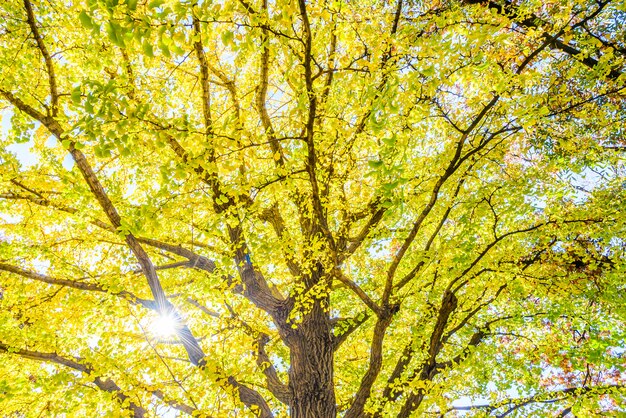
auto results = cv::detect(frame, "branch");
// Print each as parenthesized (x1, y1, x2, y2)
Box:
(341, 204, 387, 261)
(451, 384, 626, 416)
(256, 334, 291, 405)
(0, 342, 149, 417)
(259, 203, 302, 277)
(254, 0, 285, 166)
(71, 145, 208, 365)
(334, 268, 383, 316)
(378, 340, 415, 406)
(342, 5, 423, 416)
(192, 15, 214, 140)
(441, 284, 506, 345)
(0, 191, 282, 316)
(464, 0, 623, 80)
(0, 262, 156, 310)
(345, 0, 404, 140)
(297, 0, 335, 249)
(437, 327, 489, 372)
(394, 175, 468, 291)
(184, 297, 220, 318)
(23, 0, 59, 116)
(382, 246, 556, 414)
(332, 312, 372, 350)
(377, 285, 521, 415)
(388, 290, 459, 417)
(227, 376, 274, 418)
(3, 330, 270, 417)
(447, 218, 605, 293)
(0, 90, 206, 366)
(220, 304, 289, 406)
(319, 18, 337, 106)
(0, 89, 49, 122)
(0, 191, 219, 275)
(0, 191, 114, 231)
(188, 20, 242, 131)
(427, 291, 458, 365)
(343, 307, 396, 418)
(152, 106, 290, 332)
(385, 94, 500, 302)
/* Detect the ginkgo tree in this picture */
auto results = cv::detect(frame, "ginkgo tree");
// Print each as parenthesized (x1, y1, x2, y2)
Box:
(0, 0, 625, 416)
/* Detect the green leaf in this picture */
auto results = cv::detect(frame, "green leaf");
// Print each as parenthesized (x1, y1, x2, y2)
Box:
(106, 21, 125, 47)
(142, 41, 154, 57)
(221, 30, 234, 46)
(382, 134, 397, 147)
(148, 0, 164, 8)
(158, 41, 170, 58)
(382, 181, 399, 191)
(368, 160, 383, 169)
(70, 87, 81, 105)
(78, 10, 93, 29)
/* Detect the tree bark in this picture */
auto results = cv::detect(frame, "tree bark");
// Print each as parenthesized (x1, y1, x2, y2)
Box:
(288, 301, 336, 418)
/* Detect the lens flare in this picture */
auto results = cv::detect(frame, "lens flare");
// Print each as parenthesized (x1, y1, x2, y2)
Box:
(150, 313, 178, 338)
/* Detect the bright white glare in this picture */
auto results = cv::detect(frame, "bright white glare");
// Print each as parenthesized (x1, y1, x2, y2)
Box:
(150, 313, 179, 338)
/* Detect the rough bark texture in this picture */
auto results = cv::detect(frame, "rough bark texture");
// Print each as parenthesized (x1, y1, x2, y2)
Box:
(288, 302, 336, 418)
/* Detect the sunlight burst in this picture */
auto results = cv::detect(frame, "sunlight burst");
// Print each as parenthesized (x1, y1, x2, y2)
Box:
(150, 313, 179, 338)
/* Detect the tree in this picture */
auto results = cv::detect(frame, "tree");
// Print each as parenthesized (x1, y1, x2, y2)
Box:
(0, 0, 625, 416)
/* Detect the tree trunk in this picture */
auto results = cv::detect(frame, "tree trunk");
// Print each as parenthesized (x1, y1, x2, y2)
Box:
(288, 301, 336, 418)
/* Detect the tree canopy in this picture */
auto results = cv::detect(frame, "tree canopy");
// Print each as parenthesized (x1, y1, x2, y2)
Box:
(0, 0, 625, 416)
